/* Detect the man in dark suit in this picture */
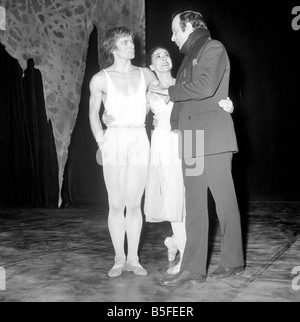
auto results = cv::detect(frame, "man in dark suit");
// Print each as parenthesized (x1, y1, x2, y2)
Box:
(149, 10, 245, 286)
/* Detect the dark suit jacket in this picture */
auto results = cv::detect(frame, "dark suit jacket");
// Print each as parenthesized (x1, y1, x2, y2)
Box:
(169, 29, 238, 158)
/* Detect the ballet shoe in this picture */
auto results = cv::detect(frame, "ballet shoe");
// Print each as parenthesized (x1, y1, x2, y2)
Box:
(108, 257, 126, 278)
(164, 237, 178, 262)
(124, 260, 147, 276)
(167, 260, 182, 275)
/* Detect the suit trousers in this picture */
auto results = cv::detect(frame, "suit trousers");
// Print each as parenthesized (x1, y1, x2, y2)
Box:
(181, 152, 244, 275)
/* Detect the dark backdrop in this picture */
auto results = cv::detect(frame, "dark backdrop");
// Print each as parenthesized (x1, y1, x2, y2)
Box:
(0, 0, 300, 208)
(0, 52, 59, 207)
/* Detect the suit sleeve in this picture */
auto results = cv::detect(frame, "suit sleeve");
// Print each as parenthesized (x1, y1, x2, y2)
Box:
(169, 42, 228, 102)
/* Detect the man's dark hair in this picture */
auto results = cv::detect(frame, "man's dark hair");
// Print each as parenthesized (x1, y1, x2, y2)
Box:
(172, 10, 207, 31)
(101, 26, 134, 66)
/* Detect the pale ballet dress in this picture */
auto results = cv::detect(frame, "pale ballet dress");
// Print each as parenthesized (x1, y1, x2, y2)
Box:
(144, 92, 185, 222)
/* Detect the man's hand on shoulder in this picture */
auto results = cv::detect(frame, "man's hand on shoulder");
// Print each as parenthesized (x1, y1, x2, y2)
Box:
(148, 83, 169, 96)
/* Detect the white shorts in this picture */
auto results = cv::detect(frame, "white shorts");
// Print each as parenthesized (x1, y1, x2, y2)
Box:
(100, 126, 150, 166)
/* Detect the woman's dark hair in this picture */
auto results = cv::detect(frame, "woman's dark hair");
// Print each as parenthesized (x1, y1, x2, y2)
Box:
(146, 46, 170, 67)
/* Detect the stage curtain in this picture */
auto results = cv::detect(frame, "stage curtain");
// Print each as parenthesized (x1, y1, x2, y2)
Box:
(0, 44, 59, 207)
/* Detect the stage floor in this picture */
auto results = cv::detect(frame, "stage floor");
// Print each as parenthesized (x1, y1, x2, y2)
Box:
(0, 202, 300, 302)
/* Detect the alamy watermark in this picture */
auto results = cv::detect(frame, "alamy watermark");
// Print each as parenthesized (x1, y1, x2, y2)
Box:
(0, 6, 6, 31)
(292, 6, 300, 30)
(96, 129, 204, 177)
(291, 266, 300, 291)
(0, 266, 6, 291)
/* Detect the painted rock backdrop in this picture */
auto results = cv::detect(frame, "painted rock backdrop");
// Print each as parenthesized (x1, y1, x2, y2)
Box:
(0, 0, 145, 206)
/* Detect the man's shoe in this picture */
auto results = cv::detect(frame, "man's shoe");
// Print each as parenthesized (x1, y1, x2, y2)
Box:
(209, 266, 245, 279)
(160, 270, 206, 287)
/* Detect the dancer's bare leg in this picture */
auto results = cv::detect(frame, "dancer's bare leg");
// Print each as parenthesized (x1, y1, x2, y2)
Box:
(125, 164, 148, 275)
(171, 219, 186, 256)
(103, 164, 127, 277)
(167, 219, 186, 274)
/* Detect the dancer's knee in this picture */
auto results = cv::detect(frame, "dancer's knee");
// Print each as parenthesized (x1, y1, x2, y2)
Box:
(126, 194, 142, 209)
(108, 203, 125, 217)
(126, 205, 142, 218)
(108, 195, 126, 209)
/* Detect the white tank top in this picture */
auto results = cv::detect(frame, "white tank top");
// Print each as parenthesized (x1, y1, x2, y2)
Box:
(103, 68, 147, 126)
